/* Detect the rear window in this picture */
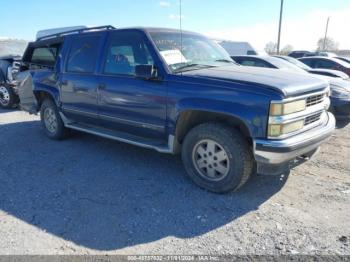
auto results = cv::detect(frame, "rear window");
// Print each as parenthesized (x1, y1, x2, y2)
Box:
(66, 35, 101, 73)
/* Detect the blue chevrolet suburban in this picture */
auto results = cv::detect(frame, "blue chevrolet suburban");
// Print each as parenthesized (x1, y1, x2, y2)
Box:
(17, 26, 335, 193)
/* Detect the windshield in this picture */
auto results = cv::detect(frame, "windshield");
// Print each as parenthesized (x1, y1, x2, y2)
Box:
(150, 31, 235, 72)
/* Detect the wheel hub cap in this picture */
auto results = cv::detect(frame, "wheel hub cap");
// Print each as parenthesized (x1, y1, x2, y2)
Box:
(44, 108, 58, 133)
(192, 139, 230, 181)
(0, 86, 10, 105)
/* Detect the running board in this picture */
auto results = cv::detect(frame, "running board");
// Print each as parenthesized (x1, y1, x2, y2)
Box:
(65, 122, 174, 154)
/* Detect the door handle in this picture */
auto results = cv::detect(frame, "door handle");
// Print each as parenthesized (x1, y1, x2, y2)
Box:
(98, 83, 106, 90)
(61, 80, 68, 85)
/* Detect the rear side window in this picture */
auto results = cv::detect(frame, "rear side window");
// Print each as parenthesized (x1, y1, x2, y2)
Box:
(31, 47, 57, 66)
(315, 59, 336, 69)
(240, 59, 255, 66)
(239, 58, 272, 68)
(66, 35, 101, 73)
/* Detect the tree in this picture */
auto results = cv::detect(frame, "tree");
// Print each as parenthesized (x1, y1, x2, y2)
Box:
(280, 45, 293, 55)
(264, 42, 277, 55)
(316, 37, 339, 52)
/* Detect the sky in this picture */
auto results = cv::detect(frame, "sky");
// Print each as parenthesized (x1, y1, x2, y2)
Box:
(1, 0, 350, 51)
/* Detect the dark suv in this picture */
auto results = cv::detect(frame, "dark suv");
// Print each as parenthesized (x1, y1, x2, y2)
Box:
(17, 26, 335, 193)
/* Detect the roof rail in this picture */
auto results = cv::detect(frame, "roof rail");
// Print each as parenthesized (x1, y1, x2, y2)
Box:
(36, 25, 116, 41)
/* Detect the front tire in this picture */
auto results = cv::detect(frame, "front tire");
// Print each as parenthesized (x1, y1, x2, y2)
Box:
(40, 99, 69, 140)
(0, 84, 17, 109)
(181, 123, 254, 193)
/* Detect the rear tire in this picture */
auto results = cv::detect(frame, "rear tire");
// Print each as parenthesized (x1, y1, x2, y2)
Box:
(0, 84, 17, 109)
(181, 122, 254, 193)
(40, 99, 69, 140)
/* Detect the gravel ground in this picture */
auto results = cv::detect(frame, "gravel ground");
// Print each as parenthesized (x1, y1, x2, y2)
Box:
(0, 109, 349, 256)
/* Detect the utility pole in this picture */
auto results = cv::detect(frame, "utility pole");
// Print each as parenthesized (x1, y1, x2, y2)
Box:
(277, 0, 284, 55)
(323, 17, 330, 51)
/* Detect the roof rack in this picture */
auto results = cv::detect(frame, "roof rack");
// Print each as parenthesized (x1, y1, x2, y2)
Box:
(36, 25, 116, 41)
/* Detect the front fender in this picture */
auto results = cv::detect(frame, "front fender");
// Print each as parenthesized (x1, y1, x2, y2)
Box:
(172, 97, 270, 139)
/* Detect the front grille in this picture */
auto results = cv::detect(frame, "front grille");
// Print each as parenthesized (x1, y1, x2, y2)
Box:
(304, 112, 322, 125)
(306, 94, 324, 107)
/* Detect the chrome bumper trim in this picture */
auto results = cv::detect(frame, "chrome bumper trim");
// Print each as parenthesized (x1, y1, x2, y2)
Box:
(254, 112, 335, 165)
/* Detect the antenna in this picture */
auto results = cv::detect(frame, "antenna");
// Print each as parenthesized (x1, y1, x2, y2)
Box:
(180, 0, 183, 67)
(323, 17, 330, 51)
(276, 0, 284, 55)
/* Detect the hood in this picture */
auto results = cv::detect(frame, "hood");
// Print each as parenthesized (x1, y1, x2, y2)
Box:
(182, 65, 328, 98)
(309, 69, 349, 80)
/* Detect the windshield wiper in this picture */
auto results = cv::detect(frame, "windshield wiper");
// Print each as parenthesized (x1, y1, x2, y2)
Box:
(174, 63, 215, 73)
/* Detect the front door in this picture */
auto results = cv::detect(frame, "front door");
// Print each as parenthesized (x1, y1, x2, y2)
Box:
(97, 30, 167, 139)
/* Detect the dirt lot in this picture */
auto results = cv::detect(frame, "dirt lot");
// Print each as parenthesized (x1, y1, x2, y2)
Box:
(0, 109, 349, 255)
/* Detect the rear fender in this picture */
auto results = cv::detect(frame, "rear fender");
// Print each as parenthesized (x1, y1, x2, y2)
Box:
(16, 71, 59, 113)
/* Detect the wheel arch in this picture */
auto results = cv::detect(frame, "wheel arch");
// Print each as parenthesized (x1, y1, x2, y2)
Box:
(174, 109, 253, 148)
(33, 87, 60, 110)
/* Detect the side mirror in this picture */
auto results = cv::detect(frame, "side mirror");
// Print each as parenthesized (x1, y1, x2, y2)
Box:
(135, 65, 158, 80)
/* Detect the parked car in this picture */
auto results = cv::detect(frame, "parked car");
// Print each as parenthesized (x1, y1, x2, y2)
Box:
(232, 55, 350, 120)
(17, 26, 335, 193)
(0, 55, 21, 108)
(274, 55, 349, 80)
(299, 57, 350, 77)
(232, 55, 307, 72)
(288, 51, 317, 59)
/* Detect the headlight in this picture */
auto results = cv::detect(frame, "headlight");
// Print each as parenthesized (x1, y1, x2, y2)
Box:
(269, 99, 306, 116)
(331, 86, 350, 99)
(268, 120, 305, 137)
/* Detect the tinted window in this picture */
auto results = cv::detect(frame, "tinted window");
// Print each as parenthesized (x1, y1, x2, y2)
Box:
(238, 58, 272, 68)
(31, 46, 58, 66)
(66, 35, 101, 73)
(240, 59, 255, 66)
(300, 59, 314, 67)
(314, 59, 338, 69)
(103, 31, 154, 76)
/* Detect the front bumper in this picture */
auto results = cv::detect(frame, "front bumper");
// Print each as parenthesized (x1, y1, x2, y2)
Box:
(254, 112, 335, 175)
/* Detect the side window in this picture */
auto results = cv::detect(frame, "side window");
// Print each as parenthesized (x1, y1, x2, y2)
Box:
(315, 59, 336, 69)
(66, 35, 101, 73)
(240, 59, 271, 68)
(300, 59, 313, 67)
(30, 46, 59, 67)
(240, 59, 256, 67)
(254, 60, 273, 68)
(103, 31, 154, 76)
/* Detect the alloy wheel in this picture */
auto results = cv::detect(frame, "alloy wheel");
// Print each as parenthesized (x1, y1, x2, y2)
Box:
(0, 86, 10, 106)
(44, 107, 58, 133)
(192, 139, 230, 181)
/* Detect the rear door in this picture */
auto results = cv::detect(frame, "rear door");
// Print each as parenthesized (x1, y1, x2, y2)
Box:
(60, 33, 105, 124)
